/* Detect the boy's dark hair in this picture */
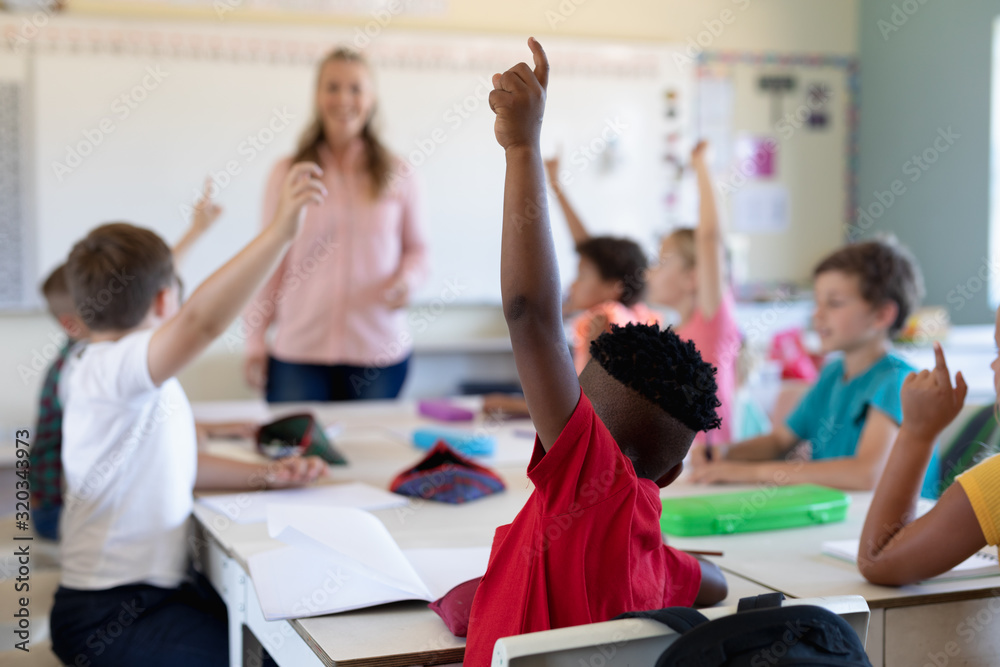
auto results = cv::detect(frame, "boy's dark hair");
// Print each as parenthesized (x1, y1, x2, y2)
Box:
(40, 263, 75, 316)
(576, 236, 648, 307)
(66, 223, 175, 331)
(813, 236, 924, 337)
(590, 322, 721, 434)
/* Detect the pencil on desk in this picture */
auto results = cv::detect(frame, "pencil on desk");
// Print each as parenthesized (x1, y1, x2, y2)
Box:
(683, 550, 724, 557)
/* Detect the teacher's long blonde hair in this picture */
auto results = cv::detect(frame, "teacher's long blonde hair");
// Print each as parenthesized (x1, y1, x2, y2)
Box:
(293, 47, 394, 198)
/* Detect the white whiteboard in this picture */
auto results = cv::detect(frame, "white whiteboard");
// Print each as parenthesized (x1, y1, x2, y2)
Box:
(14, 17, 694, 304)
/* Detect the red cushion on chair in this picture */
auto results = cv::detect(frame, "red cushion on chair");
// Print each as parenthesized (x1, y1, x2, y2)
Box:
(428, 576, 482, 637)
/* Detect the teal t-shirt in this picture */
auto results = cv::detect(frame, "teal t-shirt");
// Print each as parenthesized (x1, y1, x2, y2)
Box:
(785, 351, 940, 498)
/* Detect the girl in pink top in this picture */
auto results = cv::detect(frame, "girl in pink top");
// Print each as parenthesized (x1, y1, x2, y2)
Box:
(648, 141, 741, 443)
(243, 48, 428, 402)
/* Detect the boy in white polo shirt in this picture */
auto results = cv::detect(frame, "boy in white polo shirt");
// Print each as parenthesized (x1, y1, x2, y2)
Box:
(50, 162, 328, 666)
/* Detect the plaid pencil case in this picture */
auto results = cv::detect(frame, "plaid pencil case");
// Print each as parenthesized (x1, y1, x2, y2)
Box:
(256, 413, 347, 466)
(390, 442, 505, 504)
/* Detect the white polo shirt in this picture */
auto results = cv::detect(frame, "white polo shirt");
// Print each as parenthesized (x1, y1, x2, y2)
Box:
(60, 329, 197, 590)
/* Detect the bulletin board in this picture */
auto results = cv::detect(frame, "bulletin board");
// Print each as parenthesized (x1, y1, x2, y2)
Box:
(695, 52, 858, 289)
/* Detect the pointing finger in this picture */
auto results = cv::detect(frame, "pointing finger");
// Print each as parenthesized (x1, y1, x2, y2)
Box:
(528, 36, 549, 90)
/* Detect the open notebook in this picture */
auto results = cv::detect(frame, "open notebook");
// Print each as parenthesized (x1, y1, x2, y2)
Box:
(247, 505, 491, 620)
(823, 539, 1000, 583)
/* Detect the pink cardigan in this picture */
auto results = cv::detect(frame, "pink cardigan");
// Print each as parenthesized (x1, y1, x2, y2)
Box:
(243, 140, 428, 367)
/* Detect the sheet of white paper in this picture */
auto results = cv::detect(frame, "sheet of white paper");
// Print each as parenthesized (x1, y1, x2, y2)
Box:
(266, 505, 430, 598)
(403, 547, 491, 599)
(822, 539, 999, 582)
(732, 183, 789, 234)
(196, 482, 407, 524)
(248, 540, 427, 621)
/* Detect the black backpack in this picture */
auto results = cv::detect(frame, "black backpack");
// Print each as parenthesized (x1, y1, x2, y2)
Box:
(616, 593, 872, 667)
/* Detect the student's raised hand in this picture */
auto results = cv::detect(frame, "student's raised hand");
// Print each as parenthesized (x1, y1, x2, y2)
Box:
(191, 177, 223, 234)
(690, 140, 709, 167)
(263, 455, 328, 488)
(270, 162, 327, 240)
(490, 37, 549, 152)
(543, 152, 561, 187)
(900, 342, 968, 442)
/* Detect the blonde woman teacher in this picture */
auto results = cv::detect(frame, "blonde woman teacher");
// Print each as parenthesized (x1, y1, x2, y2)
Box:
(243, 48, 428, 402)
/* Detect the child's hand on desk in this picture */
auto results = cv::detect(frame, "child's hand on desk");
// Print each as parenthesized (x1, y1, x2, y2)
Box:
(490, 37, 548, 152)
(689, 459, 755, 485)
(263, 455, 327, 488)
(270, 162, 327, 240)
(900, 342, 967, 443)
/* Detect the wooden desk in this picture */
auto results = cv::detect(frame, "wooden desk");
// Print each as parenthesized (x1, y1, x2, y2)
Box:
(191, 399, 769, 667)
(659, 483, 1000, 667)
(193, 399, 1000, 667)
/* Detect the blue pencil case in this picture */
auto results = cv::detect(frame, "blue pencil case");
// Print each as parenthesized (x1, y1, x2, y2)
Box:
(412, 428, 496, 457)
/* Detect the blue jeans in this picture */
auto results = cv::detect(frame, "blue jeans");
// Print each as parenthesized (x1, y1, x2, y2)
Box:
(32, 505, 61, 541)
(50, 573, 228, 667)
(266, 355, 411, 403)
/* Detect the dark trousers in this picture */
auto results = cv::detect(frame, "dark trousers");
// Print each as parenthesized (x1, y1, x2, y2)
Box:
(265, 354, 410, 403)
(50, 573, 228, 667)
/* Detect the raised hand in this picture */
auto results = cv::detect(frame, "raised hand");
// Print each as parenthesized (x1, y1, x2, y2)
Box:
(271, 162, 327, 239)
(543, 152, 561, 187)
(690, 139, 709, 167)
(900, 342, 968, 442)
(191, 177, 223, 233)
(489, 37, 549, 152)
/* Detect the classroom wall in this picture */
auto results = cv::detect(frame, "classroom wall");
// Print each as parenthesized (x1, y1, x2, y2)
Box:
(857, 0, 998, 326)
(0, 0, 858, 433)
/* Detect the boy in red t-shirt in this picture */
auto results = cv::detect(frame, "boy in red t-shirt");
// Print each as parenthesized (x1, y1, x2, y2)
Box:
(465, 38, 728, 667)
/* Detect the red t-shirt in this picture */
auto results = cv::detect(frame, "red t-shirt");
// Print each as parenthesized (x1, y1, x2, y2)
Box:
(464, 390, 702, 666)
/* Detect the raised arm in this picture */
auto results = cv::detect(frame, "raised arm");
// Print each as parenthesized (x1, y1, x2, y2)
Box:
(172, 178, 223, 266)
(544, 154, 591, 246)
(858, 344, 981, 586)
(491, 38, 580, 451)
(691, 141, 726, 319)
(148, 163, 326, 387)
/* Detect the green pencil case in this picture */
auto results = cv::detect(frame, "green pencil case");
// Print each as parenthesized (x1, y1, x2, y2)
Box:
(660, 484, 850, 536)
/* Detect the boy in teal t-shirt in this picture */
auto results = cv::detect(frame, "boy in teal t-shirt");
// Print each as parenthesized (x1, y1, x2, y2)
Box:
(691, 238, 937, 496)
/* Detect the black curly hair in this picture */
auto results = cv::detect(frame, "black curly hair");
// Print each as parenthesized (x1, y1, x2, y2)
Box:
(576, 236, 648, 307)
(589, 322, 722, 434)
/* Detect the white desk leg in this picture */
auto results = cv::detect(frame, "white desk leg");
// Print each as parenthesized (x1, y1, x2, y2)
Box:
(201, 540, 248, 667)
(242, 570, 327, 667)
(884, 595, 1000, 666)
